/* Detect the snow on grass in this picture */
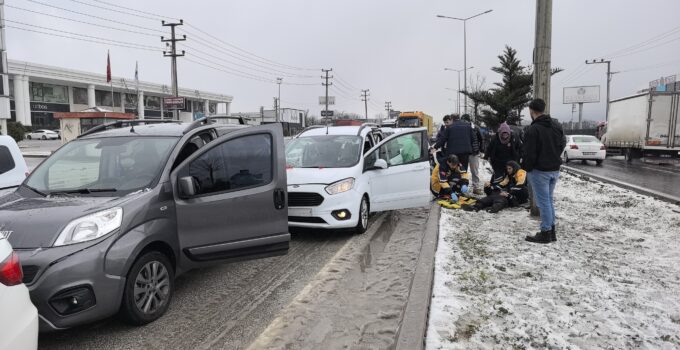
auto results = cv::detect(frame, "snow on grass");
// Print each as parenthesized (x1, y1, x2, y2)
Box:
(426, 165, 680, 350)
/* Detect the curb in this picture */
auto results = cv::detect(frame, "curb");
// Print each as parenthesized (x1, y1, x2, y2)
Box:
(22, 152, 52, 158)
(561, 165, 680, 205)
(396, 204, 440, 350)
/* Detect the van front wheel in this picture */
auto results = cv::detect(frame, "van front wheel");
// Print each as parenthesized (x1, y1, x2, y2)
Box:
(355, 196, 369, 234)
(120, 251, 174, 326)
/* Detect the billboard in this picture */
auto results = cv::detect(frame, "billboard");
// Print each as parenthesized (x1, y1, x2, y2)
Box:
(163, 97, 186, 110)
(563, 86, 600, 104)
(319, 96, 335, 105)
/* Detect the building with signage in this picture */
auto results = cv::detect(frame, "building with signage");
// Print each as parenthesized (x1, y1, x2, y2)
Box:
(6, 59, 233, 130)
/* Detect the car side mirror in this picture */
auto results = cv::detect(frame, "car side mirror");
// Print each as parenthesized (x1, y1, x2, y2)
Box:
(373, 159, 388, 170)
(178, 176, 196, 197)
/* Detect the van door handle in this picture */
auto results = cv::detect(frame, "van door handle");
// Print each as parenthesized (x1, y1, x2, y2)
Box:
(273, 189, 286, 210)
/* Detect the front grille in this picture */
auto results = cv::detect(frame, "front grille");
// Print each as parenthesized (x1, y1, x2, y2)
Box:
(289, 216, 327, 224)
(22, 265, 40, 284)
(288, 192, 324, 207)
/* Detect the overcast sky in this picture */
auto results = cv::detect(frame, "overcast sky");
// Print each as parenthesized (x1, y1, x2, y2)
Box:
(6, 0, 680, 124)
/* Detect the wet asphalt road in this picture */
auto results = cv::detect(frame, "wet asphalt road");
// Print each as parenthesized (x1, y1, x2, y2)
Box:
(37, 217, 383, 350)
(567, 157, 680, 198)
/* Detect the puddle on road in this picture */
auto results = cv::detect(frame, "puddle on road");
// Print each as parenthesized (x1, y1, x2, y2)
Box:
(359, 211, 399, 272)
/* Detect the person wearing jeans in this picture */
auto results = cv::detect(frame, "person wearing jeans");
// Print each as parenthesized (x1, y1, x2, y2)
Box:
(522, 98, 566, 244)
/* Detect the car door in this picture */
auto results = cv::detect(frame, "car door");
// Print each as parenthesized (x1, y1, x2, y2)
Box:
(363, 129, 430, 212)
(172, 124, 289, 265)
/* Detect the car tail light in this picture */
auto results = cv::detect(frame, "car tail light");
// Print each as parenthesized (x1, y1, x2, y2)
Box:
(600, 145, 606, 150)
(0, 251, 23, 286)
(570, 144, 579, 150)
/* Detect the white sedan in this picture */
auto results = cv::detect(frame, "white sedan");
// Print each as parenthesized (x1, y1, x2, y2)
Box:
(562, 135, 606, 165)
(0, 237, 38, 350)
(26, 129, 59, 140)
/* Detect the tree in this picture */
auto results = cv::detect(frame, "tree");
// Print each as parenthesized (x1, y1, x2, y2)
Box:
(7, 122, 26, 143)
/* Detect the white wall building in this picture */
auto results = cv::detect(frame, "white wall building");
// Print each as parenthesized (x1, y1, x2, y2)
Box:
(5, 59, 233, 130)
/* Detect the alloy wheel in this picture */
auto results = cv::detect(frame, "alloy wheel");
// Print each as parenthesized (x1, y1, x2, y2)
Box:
(134, 261, 170, 314)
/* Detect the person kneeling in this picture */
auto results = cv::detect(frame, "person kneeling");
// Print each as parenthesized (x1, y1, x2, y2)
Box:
(431, 155, 471, 206)
(463, 161, 528, 213)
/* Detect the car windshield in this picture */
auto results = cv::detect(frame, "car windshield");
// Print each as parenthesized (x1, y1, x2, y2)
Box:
(398, 117, 421, 127)
(286, 135, 362, 168)
(25, 136, 178, 196)
(573, 136, 599, 143)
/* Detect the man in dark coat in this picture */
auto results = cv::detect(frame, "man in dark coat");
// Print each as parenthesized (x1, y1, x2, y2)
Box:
(522, 99, 567, 244)
(485, 122, 522, 183)
(433, 114, 476, 171)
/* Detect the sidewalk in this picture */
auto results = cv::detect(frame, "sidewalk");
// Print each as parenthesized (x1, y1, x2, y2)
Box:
(426, 168, 680, 349)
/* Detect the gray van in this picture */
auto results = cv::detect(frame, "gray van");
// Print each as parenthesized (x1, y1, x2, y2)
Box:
(0, 119, 289, 331)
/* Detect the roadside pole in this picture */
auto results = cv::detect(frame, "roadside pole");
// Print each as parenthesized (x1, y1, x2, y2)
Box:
(322, 69, 332, 121)
(585, 59, 613, 122)
(361, 89, 370, 120)
(531, 0, 553, 217)
(578, 102, 583, 129)
(162, 20, 185, 120)
(0, 0, 10, 135)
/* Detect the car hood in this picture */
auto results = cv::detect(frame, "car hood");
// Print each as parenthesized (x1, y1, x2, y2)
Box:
(286, 167, 357, 186)
(0, 190, 128, 249)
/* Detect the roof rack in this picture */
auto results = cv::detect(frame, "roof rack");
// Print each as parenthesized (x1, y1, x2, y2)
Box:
(183, 115, 247, 134)
(356, 123, 379, 136)
(294, 125, 325, 138)
(78, 119, 176, 138)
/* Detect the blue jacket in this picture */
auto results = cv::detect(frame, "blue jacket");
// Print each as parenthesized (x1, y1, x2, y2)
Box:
(435, 120, 476, 156)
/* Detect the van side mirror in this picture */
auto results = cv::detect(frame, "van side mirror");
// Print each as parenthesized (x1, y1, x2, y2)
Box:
(373, 159, 388, 170)
(179, 176, 196, 197)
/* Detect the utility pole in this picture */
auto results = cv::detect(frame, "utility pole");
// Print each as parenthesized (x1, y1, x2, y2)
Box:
(273, 97, 278, 122)
(384, 101, 392, 125)
(361, 89, 370, 120)
(585, 59, 614, 122)
(276, 77, 282, 123)
(161, 20, 185, 120)
(578, 102, 583, 129)
(0, 0, 10, 135)
(533, 0, 552, 114)
(321, 68, 333, 120)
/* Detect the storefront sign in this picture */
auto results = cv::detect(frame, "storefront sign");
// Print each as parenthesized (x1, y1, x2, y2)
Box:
(30, 102, 70, 112)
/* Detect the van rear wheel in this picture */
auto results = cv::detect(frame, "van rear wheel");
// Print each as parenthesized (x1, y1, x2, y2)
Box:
(120, 251, 174, 326)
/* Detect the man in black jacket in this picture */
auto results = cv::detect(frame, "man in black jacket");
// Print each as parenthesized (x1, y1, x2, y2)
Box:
(433, 114, 476, 171)
(522, 99, 566, 244)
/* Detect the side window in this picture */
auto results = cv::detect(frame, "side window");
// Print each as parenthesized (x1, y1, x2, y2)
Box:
(363, 135, 373, 154)
(363, 148, 378, 172)
(178, 134, 272, 196)
(382, 132, 425, 166)
(0, 146, 16, 174)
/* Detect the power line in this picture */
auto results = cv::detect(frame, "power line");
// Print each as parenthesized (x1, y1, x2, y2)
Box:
(66, 0, 160, 21)
(185, 58, 278, 84)
(22, 0, 166, 34)
(609, 35, 680, 59)
(603, 25, 680, 58)
(6, 5, 159, 37)
(89, 0, 179, 21)
(6, 25, 162, 52)
(187, 53, 316, 85)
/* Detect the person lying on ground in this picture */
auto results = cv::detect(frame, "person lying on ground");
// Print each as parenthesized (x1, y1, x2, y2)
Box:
(430, 154, 470, 201)
(462, 161, 528, 213)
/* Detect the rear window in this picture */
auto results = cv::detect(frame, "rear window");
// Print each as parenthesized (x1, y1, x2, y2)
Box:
(0, 146, 16, 175)
(572, 136, 599, 143)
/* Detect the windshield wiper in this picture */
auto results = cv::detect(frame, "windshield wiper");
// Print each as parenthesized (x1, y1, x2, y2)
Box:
(49, 188, 118, 195)
(23, 184, 47, 197)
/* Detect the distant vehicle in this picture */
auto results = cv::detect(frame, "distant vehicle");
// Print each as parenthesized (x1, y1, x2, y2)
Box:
(52, 129, 61, 140)
(0, 118, 289, 331)
(562, 135, 606, 165)
(601, 91, 680, 162)
(333, 119, 365, 126)
(380, 118, 397, 128)
(285, 124, 430, 233)
(0, 237, 38, 350)
(25, 129, 59, 140)
(397, 111, 434, 136)
(0, 135, 29, 190)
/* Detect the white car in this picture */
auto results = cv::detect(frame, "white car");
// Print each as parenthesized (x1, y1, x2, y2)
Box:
(562, 135, 606, 165)
(0, 237, 38, 350)
(26, 129, 59, 140)
(285, 124, 430, 233)
(0, 135, 29, 190)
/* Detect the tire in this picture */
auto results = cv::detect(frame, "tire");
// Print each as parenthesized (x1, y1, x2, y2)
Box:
(27, 135, 32, 140)
(562, 152, 569, 163)
(41, 135, 46, 140)
(355, 196, 369, 234)
(120, 251, 174, 326)
(596, 159, 603, 166)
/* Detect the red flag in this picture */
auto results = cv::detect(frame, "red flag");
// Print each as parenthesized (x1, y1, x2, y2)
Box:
(106, 50, 111, 83)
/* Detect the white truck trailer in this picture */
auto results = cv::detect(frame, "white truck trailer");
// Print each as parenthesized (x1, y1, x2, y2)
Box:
(601, 91, 680, 161)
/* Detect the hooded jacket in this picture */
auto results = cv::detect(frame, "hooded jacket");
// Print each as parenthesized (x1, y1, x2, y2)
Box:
(522, 114, 566, 172)
(434, 120, 476, 156)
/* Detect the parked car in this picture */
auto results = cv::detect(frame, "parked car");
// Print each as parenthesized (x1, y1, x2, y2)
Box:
(285, 124, 430, 233)
(562, 135, 606, 165)
(26, 129, 59, 140)
(0, 135, 29, 190)
(0, 119, 289, 331)
(52, 129, 62, 140)
(0, 237, 38, 350)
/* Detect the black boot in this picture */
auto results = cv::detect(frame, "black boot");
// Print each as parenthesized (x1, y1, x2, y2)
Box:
(551, 225, 557, 242)
(525, 230, 553, 244)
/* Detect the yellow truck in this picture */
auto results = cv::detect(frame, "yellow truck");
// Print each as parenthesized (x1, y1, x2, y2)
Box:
(397, 111, 434, 136)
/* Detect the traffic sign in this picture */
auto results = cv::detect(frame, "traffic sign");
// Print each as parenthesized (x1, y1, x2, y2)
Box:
(163, 97, 186, 110)
(321, 110, 334, 117)
(319, 96, 336, 105)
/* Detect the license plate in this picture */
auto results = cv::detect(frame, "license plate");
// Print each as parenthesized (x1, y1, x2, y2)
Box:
(288, 208, 313, 217)
(582, 152, 596, 155)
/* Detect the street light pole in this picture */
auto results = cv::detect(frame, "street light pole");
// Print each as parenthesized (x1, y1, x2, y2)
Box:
(437, 10, 492, 115)
(276, 77, 282, 123)
(445, 67, 473, 115)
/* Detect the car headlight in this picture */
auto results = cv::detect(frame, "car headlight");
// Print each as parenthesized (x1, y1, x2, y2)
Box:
(53, 208, 123, 247)
(325, 178, 355, 195)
